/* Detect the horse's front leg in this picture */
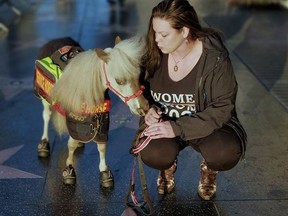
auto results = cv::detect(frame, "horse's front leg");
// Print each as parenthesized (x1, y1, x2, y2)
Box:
(62, 136, 79, 185)
(97, 142, 114, 188)
(38, 100, 51, 158)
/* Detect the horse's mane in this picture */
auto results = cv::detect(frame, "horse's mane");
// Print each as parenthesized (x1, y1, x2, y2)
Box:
(106, 36, 145, 81)
(51, 36, 145, 115)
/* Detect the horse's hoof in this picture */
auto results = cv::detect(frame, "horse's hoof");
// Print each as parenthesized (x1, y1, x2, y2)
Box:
(77, 142, 85, 148)
(37, 139, 50, 158)
(63, 165, 76, 185)
(100, 167, 114, 188)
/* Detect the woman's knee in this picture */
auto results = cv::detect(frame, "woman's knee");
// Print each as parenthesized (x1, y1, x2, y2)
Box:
(140, 138, 180, 170)
(206, 153, 241, 171)
(141, 152, 175, 170)
(198, 127, 242, 171)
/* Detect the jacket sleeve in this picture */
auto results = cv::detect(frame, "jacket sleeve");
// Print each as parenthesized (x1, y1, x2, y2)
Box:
(170, 57, 238, 141)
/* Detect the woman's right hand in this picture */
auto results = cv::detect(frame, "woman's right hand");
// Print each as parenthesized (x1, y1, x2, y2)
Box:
(144, 107, 162, 126)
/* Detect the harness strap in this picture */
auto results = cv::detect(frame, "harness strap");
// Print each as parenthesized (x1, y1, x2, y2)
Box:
(51, 103, 66, 116)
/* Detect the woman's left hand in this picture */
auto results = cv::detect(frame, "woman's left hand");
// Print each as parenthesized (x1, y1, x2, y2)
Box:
(144, 121, 176, 139)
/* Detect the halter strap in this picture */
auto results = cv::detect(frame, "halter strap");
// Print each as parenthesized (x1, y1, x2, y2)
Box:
(102, 63, 145, 103)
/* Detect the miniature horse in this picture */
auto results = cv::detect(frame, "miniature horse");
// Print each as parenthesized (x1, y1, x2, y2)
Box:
(34, 36, 148, 187)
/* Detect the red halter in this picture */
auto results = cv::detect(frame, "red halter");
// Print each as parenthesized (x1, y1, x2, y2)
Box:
(102, 63, 145, 103)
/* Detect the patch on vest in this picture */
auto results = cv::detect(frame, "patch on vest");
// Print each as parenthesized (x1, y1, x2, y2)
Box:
(81, 100, 111, 115)
(51, 100, 111, 117)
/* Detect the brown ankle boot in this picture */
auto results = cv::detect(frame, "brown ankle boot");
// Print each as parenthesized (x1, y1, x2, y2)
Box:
(157, 161, 177, 195)
(198, 160, 218, 200)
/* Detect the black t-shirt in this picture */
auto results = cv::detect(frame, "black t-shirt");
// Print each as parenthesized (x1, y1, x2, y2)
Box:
(149, 54, 198, 119)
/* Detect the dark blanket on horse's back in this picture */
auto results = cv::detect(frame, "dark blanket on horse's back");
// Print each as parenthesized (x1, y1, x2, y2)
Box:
(66, 111, 110, 143)
(35, 37, 111, 144)
(38, 37, 81, 59)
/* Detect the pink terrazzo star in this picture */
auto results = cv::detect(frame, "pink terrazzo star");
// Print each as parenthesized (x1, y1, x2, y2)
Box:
(0, 145, 42, 179)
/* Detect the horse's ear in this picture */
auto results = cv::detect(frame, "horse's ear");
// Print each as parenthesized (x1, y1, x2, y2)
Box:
(115, 36, 121, 45)
(95, 48, 109, 63)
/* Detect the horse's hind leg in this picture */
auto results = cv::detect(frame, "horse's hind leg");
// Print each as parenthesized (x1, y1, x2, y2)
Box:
(38, 100, 51, 158)
(97, 142, 114, 188)
(62, 136, 79, 185)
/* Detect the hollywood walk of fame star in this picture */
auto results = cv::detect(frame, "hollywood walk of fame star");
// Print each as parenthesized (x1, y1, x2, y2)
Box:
(0, 145, 42, 179)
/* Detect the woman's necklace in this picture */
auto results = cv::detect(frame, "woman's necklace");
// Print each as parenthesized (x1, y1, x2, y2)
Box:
(171, 46, 193, 72)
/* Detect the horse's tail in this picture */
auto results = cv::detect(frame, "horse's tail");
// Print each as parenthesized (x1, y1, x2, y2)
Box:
(51, 111, 68, 136)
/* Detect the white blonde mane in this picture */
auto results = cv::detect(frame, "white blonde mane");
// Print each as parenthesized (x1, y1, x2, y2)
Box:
(51, 36, 145, 115)
(107, 36, 145, 81)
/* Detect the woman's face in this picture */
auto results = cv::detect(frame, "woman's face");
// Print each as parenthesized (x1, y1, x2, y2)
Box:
(152, 17, 185, 54)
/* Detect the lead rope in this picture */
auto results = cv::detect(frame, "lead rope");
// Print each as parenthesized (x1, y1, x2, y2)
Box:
(125, 130, 155, 215)
(131, 129, 151, 154)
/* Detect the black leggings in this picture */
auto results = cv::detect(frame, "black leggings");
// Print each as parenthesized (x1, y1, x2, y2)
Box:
(140, 125, 242, 172)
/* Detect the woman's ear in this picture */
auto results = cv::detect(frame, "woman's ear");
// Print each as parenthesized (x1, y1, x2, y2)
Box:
(182, 27, 190, 39)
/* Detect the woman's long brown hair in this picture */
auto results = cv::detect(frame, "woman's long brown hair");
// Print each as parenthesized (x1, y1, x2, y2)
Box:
(143, 0, 221, 79)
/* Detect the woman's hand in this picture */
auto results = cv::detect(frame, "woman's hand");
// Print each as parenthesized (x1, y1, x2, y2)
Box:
(144, 121, 176, 139)
(144, 107, 162, 126)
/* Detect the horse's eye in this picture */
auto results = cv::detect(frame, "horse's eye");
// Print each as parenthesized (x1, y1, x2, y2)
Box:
(115, 79, 126, 85)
